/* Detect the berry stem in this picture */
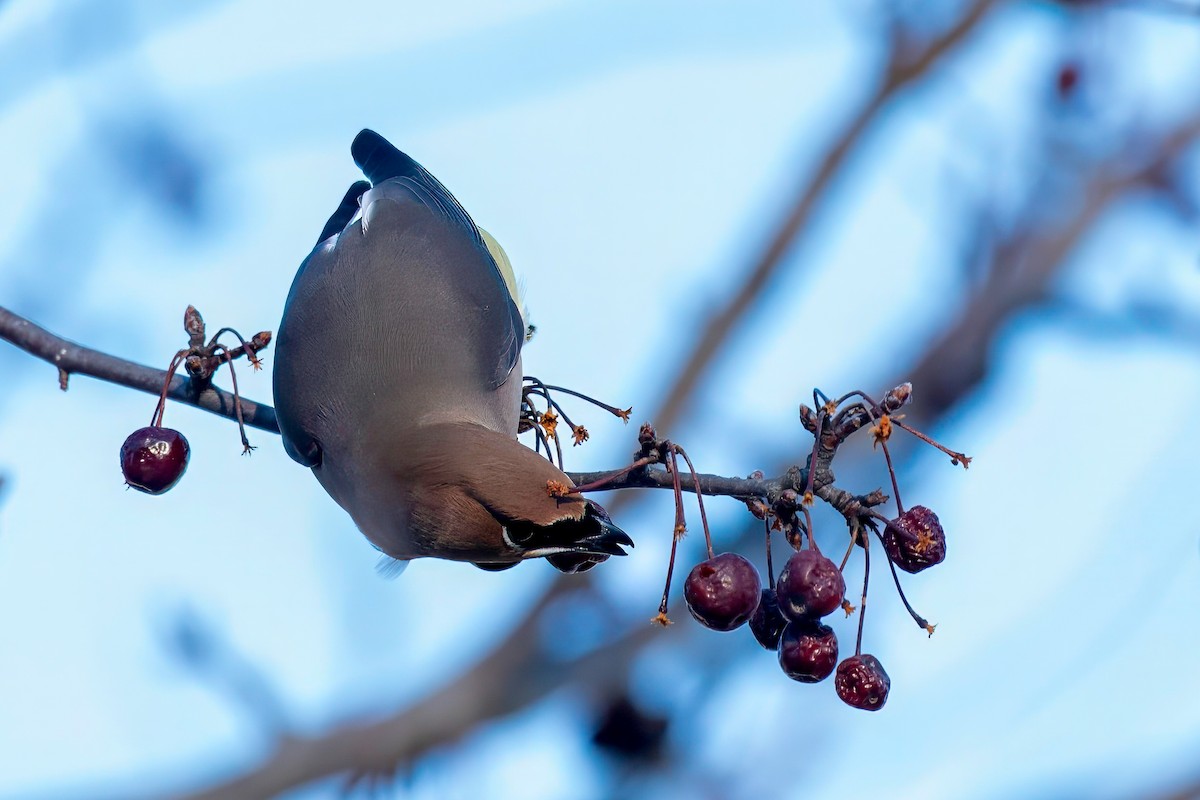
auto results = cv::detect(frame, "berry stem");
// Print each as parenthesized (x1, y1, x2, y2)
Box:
(837, 529, 857, 572)
(211, 345, 254, 454)
(879, 437, 904, 515)
(891, 418, 972, 469)
(800, 504, 819, 554)
(764, 516, 775, 591)
(530, 424, 551, 461)
(833, 389, 874, 406)
(846, 395, 905, 515)
(549, 414, 565, 470)
(855, 531, 870, 657)
(875, 528, 936, 636)
(668, 448, 688, 543)
(209, 327, 263, 370)
(568, 456, 655, 494)
(868, 510, 917, 545)
(522, 383, 581, 436)
(673, 445, 714, 561)
(800, 408, 827, 554)
(152, 350, 188, 427)
(655, 451, 690, 625)
(802, 409, 826, 502)
(655, 533, 680, 623)
(524, 378, 631, 422)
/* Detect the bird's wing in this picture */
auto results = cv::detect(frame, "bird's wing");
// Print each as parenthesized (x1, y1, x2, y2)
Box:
(351, 129, 524, 388)
(315, 180, 370, 246)
(274, 133, 527, 469)
(351, 129, 478, 241)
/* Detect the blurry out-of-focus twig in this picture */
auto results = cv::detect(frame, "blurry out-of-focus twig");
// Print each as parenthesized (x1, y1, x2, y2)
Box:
(1137, 765, 1200, 800)
(899, 114, 1200, 422)
(162, 606, 291, 736)
(648, 0, 1001, 438)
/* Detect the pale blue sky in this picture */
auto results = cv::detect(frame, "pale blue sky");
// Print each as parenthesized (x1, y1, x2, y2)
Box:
(2, 1, 1200, 798)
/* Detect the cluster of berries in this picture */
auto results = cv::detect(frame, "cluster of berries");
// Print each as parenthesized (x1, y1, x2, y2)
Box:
(686, 503, 945, 710)
(681, 504, 944, 710)
(646, 387, 963, 711)
(119, 307, 268, 495)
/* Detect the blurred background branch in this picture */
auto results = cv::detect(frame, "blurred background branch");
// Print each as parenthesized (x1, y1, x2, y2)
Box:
(648, 0, 1000, 436)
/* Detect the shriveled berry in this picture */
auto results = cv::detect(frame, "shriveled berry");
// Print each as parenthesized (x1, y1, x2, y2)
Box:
(778, 620, 838, 683)
(776, 550, 845, 621)
(883, 505, 946, 574)
(683, 553, 761, 631)
(749, 588, 786, 650)
(120, 426, 190, 494)
(835, 654, 890, 711)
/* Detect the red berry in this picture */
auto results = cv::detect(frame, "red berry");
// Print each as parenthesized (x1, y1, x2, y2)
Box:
(683, 553, 761, 631)
(120, 426, 190, 494)
(749, 588, 786, 650)
(835, 654, 890, 711)
(883, 506, 946, 574)
(778, 620, 838, 683)
(776, 550, 845, 621)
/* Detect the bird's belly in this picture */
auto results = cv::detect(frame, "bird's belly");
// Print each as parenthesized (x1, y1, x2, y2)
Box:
(311, 446, 420, 559)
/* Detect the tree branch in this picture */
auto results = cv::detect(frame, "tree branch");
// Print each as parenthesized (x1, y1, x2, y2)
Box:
(0, 306, 280, 433)
(0, 306, 925, 517)
(0, 306, 925, 800)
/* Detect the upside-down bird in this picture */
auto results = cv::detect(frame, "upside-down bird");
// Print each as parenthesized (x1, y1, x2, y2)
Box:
(272, 129, 631, 574)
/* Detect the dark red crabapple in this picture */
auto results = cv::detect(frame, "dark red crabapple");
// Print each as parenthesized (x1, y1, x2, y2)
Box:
(683, 553, 761, 631)
(883, 505, 946, 574)
(749, 588, 787, 650)
(835, 654, 890, 711)
(120, 426, 190, 494)
(776, 549, 845, 621)
(778, 620, 838, 683)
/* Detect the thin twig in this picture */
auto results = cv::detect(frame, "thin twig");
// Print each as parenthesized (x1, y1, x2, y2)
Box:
(0, 306, 280, 432)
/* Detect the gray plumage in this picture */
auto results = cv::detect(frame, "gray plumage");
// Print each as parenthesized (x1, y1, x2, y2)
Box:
(272, 130, 630, 572)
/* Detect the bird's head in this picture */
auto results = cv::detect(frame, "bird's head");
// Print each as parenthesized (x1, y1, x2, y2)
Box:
(371, 421, 632, 573)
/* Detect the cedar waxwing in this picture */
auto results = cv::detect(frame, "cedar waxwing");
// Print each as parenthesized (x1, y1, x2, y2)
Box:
(272, 130, 631, 574)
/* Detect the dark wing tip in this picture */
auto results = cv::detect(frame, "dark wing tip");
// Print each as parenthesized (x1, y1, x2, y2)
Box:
(351, 129, 421, 186)
(350, 128, 386, 168)
(315, 180, 371, 246)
